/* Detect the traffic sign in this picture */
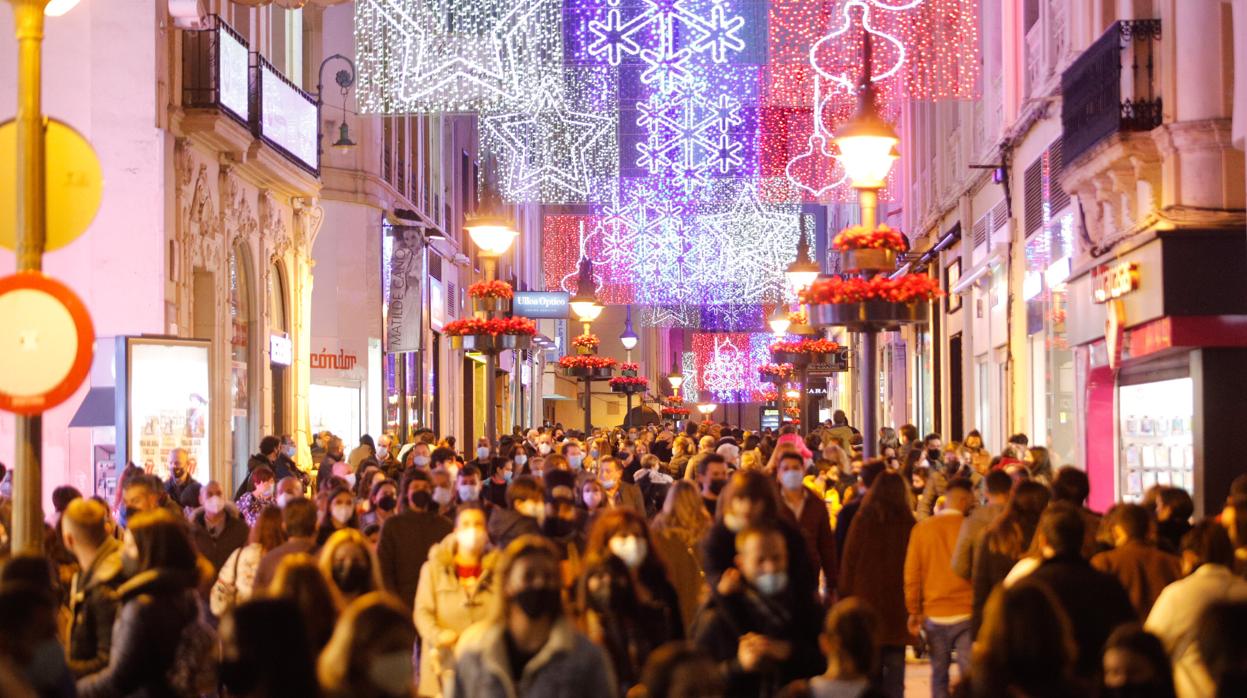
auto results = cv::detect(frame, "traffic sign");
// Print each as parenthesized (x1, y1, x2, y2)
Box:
(0, 118, 103, 251)
(0, 272, 94, 414)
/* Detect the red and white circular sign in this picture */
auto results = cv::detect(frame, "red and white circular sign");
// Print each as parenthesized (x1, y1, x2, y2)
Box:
(0, 272, 94, 414)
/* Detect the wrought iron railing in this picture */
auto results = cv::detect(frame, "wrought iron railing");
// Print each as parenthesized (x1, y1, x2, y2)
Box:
(1061, 19, 1162, 164)
(182, 15, 251, 125)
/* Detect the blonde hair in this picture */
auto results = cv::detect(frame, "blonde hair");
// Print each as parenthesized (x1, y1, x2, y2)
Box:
(652, 480, 712, 547)
(317, 528, 384, 596)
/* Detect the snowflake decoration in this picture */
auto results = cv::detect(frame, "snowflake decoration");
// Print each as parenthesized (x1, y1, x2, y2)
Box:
(480, 70, 619, 202)
(696, 186, 803, 304)
(635, 88, 748, 194)
(355, 0, 562, 113)
(637, 305, 702, 329)
(681, 351, 700, 402)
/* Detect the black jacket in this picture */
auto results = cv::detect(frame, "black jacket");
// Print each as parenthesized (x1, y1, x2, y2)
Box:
(700, 520, 820, 608)
(67, 537, 126, 678)
(234, 454, 272, 500)
(1026, 554, 1136, 682)
(691, 587, 823, 698)
(76, 568, 213, 698)
(375, 509, 453, 609)
(487, 507, 542, 551)
(188, 505, 251, 574)
(164, 477, 201, 510)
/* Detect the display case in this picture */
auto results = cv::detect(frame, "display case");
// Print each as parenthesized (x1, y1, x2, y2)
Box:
(1118, 377, 1194, 500)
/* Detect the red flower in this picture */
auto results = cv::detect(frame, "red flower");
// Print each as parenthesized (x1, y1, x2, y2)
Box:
(572, 334, 601, 350)
(799, 274, 944, 305)
(609, 375, 650, 388)
(467, 280, 514, 300)
(832, 224, 908, 252)
(443, 316, 537, 336)
(758, 387, 779, 402)
(758, 363, 796, 379)
(620, 362, 640, 372)
(661, 407, 691, 417)
(558, 355, 618, 369)
(770, 338, 841, 355)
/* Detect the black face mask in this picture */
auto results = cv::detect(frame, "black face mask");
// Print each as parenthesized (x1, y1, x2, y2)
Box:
(219, 658, 260, 695)
(376, 495, 397, 512)
(512, 587, 561, 619)
(927, 448, 942, 462)
(124, 506, 139, 522)
(333, 561, 372, 594)
(409, 490, 432, 511)
(708, 479, 728, 495)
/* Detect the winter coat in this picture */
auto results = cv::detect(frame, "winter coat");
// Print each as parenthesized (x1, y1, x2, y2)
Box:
(778, 488, 838, 594)
(67, 537, 125, 678)
(837, 507, 915, 647)
(606, 481, 647, 514)
(969, 532, 1023, 637)
(376, 509, 453, 609)
(486, 507, 542, 551)
(950, 502, 1004, 580)
(691, 587, 824, 698)
(579, 556, 684, 690)
(77, 569, 217, 698)
(234, 454, 271, 500)
(1090, 540, 1183, 620)
(451, 616, 617, 698)
(188, 505, 250, 574)
(1026, 554, 1137, 682)
(414, 534, 499, 697)
(1146, 563, 1247, 698)
(652, 527, 706, 633)
(701, 519, 820, 608)
(253, 537, 317, 592)
(209, 542, 265, 617)
(164, 477, 201, 510)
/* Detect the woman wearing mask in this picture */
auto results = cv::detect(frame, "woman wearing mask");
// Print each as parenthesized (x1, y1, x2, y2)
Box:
(414, 504, 498, 697)
(470, 439, 493, 471)
(77, 509, 217, 697)
(219, 598, 320, 698)
(651, 481, 712, 633)
(267, 553, 341, 654)
(318, 593, 418, 698)
(579, 509, 684, 690)
(581, 479, 608, 521)
(318, 528, 384, 604)
(970, 481, 1051, 635)
(237, 466, 278, 527)
(481, 457, 513, 511)
(452, 536, 616, 697)
(837, 471, 915, 698)
(361, 480, 400, 531)
(316, 487, 360, 547)
(431, 468, 456, 516)
(211, 505, 286, 617)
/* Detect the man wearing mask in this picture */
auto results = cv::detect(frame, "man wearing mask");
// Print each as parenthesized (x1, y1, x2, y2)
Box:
(164, 448, 201, 510)
(362, 480, 401, 530)
(62, 498, 125, 678)
(482, 457, 513, 511)
(691, 525, 824, 696)
(121, 474, 181, 526)
(315, 436, 346, 493)
(376, 469, 453, 612)
(253, 498, 319, 590)
(916, 433, 948, 521)
(274, 477, 304, 509)
(697, 454, 730, 516)
(471, 439, 493, 469)
(561, 441, 585, 472)
(407, 442, 433, 470)
(450, 464, 484, 518)
(375, 433, 400, 478)
(598, 457, 646, 513)
(453, 536, 614, 697)
(487, 476, 545, 550)
(188, 481, 249, 574)
(274, 434, 303, 485)
(775, 452, 837, 603)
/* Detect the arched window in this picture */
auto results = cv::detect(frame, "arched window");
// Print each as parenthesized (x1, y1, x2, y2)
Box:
(268, 261, 289, 433)
(229, 243, 256, 487)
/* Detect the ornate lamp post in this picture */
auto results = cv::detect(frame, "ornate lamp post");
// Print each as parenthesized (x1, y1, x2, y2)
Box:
(619, 305, 639, 429)
(570, 256, 603, 435)
(696, 401, 717, 422)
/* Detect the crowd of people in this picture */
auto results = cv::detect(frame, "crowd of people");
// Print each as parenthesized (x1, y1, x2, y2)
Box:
(0, 415, 1245, 698)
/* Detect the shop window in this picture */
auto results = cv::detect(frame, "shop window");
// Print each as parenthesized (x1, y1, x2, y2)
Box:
(268, 262, 289, 433)
(1119, 378, 1194, 500)
(229, 244, 256, 488)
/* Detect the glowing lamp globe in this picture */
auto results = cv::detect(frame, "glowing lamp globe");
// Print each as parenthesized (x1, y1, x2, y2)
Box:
(45, 0, 82, 16)
(696, 402, 717, 416)
(466, 219, 517, 257)
(785, 265, 820, 296)
(667, 371, 684, 391)
(835, 133, 899, 189)
(768, 305, 791, 335)
(570, 300, 604, 323)
(785, 388, 801, 400)
(620, 331, 638, 351)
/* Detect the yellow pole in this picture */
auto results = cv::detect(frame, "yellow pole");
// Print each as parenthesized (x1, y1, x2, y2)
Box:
(10, 0, 48, 553)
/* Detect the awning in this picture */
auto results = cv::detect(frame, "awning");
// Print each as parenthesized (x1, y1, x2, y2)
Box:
(68, 387, 115, 428)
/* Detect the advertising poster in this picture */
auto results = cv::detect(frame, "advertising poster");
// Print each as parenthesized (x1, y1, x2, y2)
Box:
(384, 227, 424, 352)
(128, 341, 211, 480)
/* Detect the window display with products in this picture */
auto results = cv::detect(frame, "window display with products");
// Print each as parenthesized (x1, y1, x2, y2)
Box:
(122, 338, 211, 480)
(1118, 377, 1194, 500)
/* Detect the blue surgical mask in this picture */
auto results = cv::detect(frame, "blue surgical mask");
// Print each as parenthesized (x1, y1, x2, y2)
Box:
(412, 455, 430, 467)
(568, 455, 584, 470)
(477, 447, 490, 460)
(503, 471, 513, 483)
(590, 449, 600, 459)
(514, 454, 528, 466)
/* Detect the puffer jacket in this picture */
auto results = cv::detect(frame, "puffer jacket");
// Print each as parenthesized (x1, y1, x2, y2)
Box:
(77, 568, 218, 698)
(452, 616, 616, 698)
(67, 537, 125, 678)
(414, 534, 499, 696)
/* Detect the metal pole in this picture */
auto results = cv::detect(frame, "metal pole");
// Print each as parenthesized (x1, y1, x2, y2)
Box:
(482, 257, 498, 448)
(583, 377, 592, 435)
(11, 0, 47, 554)
(624, 393, 632, 430)
(861, 330, 878, 459)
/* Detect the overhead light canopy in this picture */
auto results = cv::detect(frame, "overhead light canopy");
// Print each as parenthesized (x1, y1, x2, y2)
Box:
(768, 304, 791, 335)
(834, 32, 900, 190)
(569, 255, 603, 322)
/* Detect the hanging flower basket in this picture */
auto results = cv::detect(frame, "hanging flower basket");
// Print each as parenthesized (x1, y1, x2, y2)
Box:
(758, 363, 796, 384)
(841, 248, 898, 273)
(809, 300, 929, 332)
(471, 296, 511, 314)
(609, 375, 649, 394)
(770, 338, 840, 368)
(467, 280, 514, 313)
(445, 317, 536, 353)
(450, 333, 532, 353)
(559, 355, 616, 378)
(619, 362, 640, 377)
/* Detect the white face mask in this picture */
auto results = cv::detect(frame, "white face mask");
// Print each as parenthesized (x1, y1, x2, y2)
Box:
(276, 492, 296, 509)
(724, 512, 747, 533)
(331, 503, 354, 525)
(203, 496, 224, 515)
(609, 535, 647, 570)
(432, 487, 453, 506)
(477, 447, 491, 460)
(447, 464, 460, 481)
(456, 527, 486, 554)
(753, 571, 788, 596)
(780, 469, 805, 491)
(412, 455, 431, 467)
(514, 455, 528, 466)
(538, 443, 552, 455)
(367, 651, 414, 697)
(457, 484, 481, 502)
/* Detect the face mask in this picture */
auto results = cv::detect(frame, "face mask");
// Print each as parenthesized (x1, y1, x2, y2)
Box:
(203, 496, 224, 515)
(724, 512, 747, 533)
(276, 493, 294, 509)
(599, 478, 616, 491)
(513, 587, 560, 619)
(333, 560, 371, 594)
(477, 447, 490, 460)
(367, 651, 413, 697)
(447, 464, 461, 481)
(456, 527, 485, 554)
(503, 471, 513, 483)
(583, 491, 603, 509)
(753, 571, 788, 596)
(331, 503, 354, 525)
(538, 444, 552, 455)
(517, 500, 546, 523)
(590, 449, 600, 459)
(514, 454, 528, 466)
(376, 495, 397, 512)
(124, 506, 139, 523)
(609, 535, 647, 570)
(780, 469, 804, 491)
(708, 478, 727, 495)
(409, 490, 432, 510)
(567, 455, 584, 470)
(412, 455, 430, 467)
(432, 487, 453, 506)
(457, 484, 481, 502)
(283, 445, 296, 458)
(928, 448, 942, 462)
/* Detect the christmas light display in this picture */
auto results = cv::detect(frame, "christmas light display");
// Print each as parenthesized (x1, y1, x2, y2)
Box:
(692, 332, 789, 402)
(696, 187, 803, 304)
(681, 351, 700, 402)
(637, 305, 701, 329)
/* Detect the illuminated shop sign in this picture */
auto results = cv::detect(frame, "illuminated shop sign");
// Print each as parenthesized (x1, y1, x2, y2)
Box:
(1093, 262, 1140, 304)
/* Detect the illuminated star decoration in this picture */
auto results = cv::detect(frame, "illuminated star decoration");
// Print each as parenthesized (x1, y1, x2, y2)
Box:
(696, 186, 803, 304)
(354, 0, 562, 113)
(480, 69, 619, 203)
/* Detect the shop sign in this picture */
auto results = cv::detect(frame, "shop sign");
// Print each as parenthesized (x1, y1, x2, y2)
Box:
(269, 334, 292, 366)
(514, 291, 570, 319)
(1093, 262, 1140, 304)
(311, 347, 359, 372)
(808, 348, 850, 375)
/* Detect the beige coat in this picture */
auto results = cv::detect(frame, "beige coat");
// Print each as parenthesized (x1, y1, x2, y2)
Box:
(414, 534, 499, 697)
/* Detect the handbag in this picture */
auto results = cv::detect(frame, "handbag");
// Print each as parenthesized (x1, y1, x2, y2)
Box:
(210, 547, 244, 616)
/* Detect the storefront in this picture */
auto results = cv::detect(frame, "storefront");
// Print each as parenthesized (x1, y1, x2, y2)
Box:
(1068, 230, 1247, 515)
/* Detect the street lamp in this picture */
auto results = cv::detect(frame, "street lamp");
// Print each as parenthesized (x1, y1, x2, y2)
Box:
(832, 30, 900, 458)
(786, 218, 821, 296)
(666, 363, 684, 393)
(619, 305, 638, 352)
(697, 402, 717, 420)
(768, 304, 791, 336)
(569, 256, 604, 325)
(315, 54, 357, 160)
